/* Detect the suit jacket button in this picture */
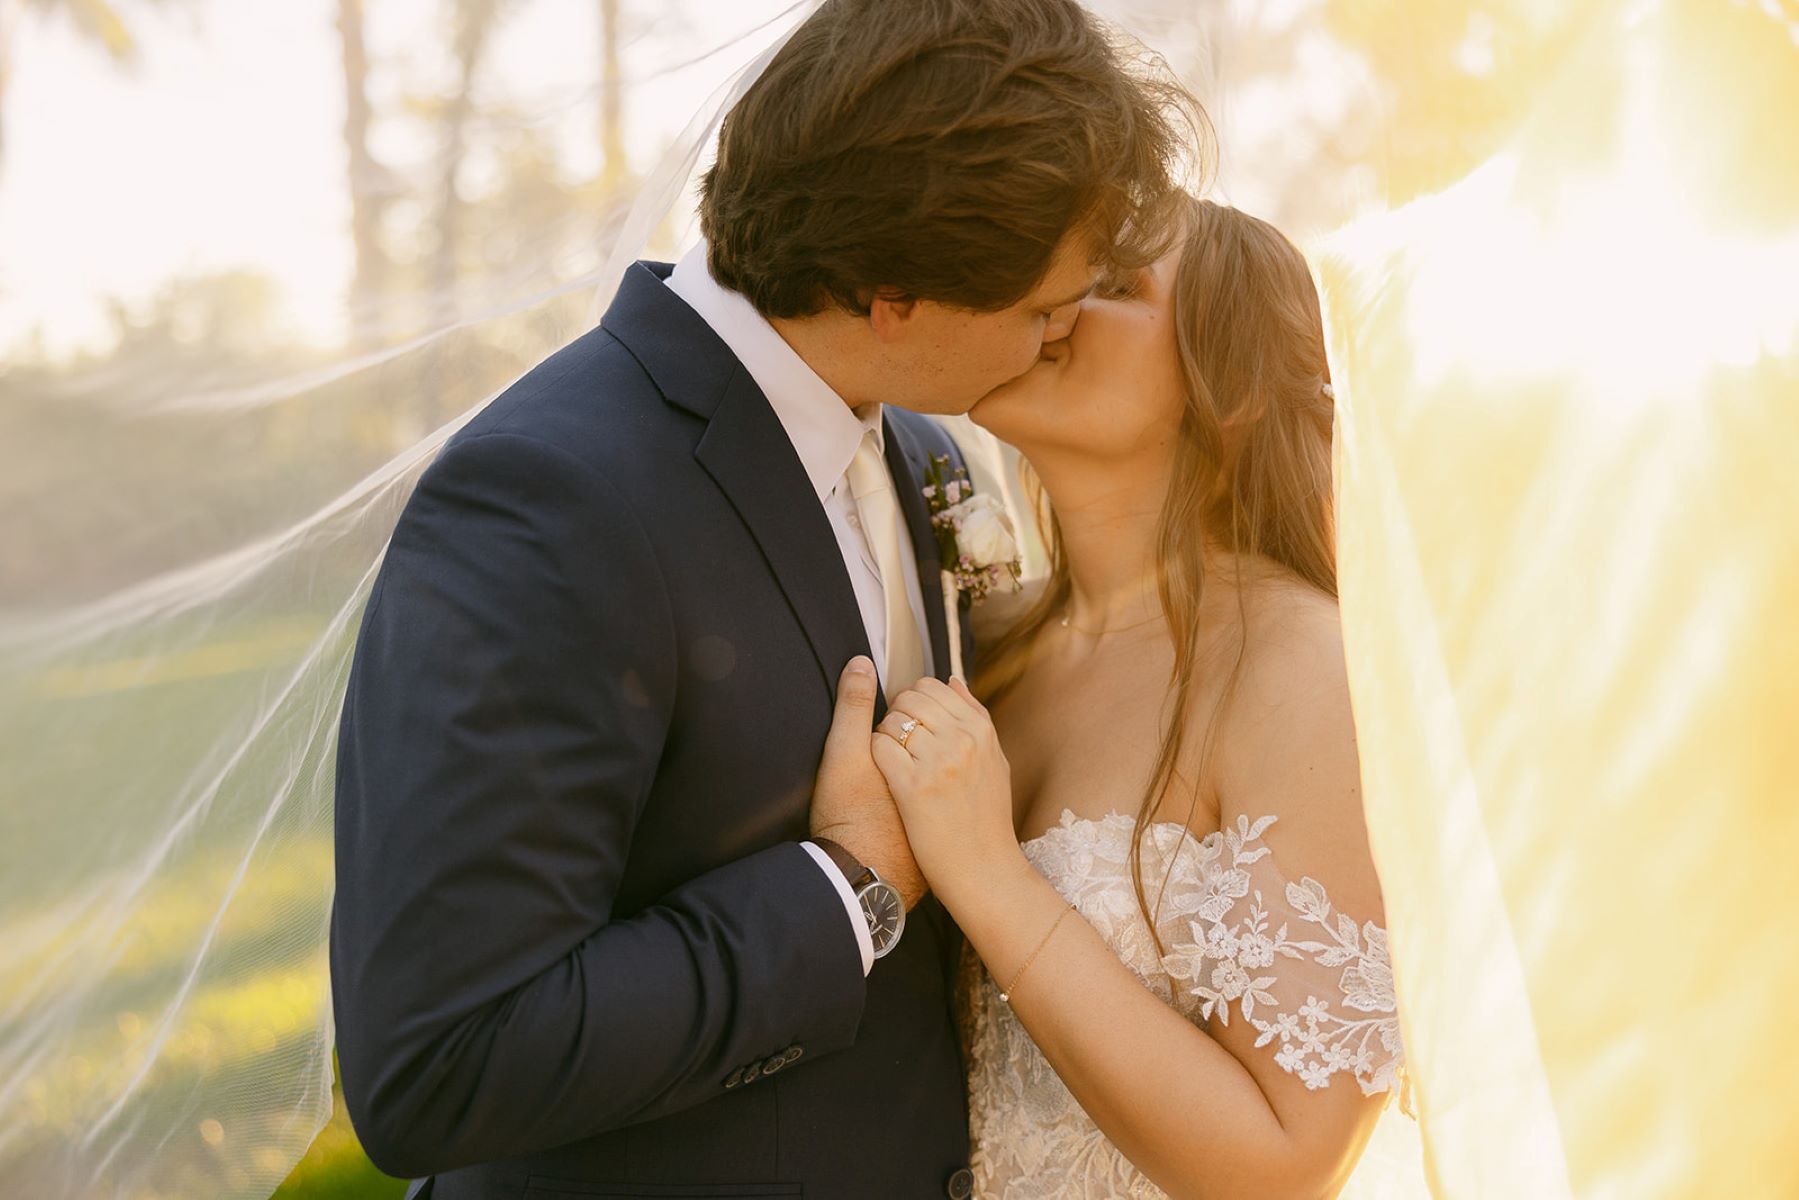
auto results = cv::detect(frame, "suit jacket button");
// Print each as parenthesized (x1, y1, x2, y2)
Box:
(760, 1053, 788, 1076)
(723, 1067, 744, 1089)
(782, 1045, 804, 1065)
(945, 1167, 974, 1199)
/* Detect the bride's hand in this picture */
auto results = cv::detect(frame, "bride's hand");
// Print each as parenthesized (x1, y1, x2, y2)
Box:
(871, 677, 1029, 906)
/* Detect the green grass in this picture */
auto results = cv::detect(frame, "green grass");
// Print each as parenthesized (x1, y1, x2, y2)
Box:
(1, 606, 413, 1199)
(274, 1070, 407, 1200)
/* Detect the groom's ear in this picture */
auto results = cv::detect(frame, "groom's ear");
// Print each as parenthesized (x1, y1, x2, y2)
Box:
(867, 289, 921, 344)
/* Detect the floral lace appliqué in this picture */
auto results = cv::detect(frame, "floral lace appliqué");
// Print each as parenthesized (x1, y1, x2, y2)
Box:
(963, 810, 1406, 1200)
(1159, 814, 1402, 1097)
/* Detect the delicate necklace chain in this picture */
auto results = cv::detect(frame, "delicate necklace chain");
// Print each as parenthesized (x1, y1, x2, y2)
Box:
(1058, 607, 1163, 636)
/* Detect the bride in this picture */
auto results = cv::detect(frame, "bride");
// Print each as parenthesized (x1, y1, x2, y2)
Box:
(871, 195, 1406, 1198)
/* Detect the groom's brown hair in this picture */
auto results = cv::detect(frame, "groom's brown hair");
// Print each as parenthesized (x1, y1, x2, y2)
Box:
(698, 0, 1200, 319)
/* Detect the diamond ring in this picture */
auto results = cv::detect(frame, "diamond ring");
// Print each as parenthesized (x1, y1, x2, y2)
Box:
(896, 716, 919, 748)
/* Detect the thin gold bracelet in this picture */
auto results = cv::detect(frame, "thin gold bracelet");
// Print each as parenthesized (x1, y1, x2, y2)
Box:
(999, 903, 1075, 1004)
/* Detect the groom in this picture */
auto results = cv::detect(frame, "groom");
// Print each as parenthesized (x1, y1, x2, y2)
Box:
(331, 1, 1184, 1196)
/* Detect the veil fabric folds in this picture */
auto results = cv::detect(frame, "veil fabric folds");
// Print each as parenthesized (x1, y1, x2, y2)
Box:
(3, 1, 1795, 1197)
(1, 7, 818, 1196)
(1321, 2, 1799, 1195)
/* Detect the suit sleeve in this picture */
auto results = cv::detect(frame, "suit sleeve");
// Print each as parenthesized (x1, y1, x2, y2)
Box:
(330, 431, 867, 1179)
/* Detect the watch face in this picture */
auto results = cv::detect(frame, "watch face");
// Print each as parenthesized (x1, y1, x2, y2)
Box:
(858, 881, 906, 958)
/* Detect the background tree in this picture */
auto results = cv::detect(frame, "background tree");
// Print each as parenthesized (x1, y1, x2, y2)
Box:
(336, 0, 394, 353)
(598, 0, 624, 187)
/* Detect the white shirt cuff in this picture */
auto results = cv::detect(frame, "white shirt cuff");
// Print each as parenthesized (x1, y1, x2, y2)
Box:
(801, 840, 875, 976)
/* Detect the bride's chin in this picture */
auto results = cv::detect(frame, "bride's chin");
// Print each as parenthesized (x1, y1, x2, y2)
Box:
(967, 389, 1024, 438)
(971, 360, 1057, 436)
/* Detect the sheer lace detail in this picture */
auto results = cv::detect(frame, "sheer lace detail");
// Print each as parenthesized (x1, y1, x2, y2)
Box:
(963, 810, 1405, 1199)
(1159, 814, 1403, 1097)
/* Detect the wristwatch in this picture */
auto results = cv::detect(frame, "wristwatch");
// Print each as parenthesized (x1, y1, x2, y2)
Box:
(813, 838, 905, 959)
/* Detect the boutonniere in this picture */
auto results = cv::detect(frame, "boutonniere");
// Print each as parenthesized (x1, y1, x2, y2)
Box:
(922, 454, 1022, 678)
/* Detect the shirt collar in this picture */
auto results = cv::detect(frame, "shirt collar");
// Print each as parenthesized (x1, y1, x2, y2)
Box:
(665, 242, 881, 502)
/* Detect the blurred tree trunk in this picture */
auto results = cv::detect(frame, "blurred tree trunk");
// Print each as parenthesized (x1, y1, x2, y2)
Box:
(430, 0, 500, 329)
(599, 0, 625, 185)
(336, 0, 387, 353)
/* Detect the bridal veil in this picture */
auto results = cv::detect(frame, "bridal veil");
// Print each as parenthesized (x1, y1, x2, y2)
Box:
(3, 1, 1795, 1196)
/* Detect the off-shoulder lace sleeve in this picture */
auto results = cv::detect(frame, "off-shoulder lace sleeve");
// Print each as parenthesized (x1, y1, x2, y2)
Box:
(1157, 815, 1404, 1098)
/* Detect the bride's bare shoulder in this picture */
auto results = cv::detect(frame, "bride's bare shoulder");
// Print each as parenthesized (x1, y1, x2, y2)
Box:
(1241, 570, 1342, 659)
(1217, 567, 1348, 747)
(1212, 568, 1382, 914)
(971, 575, 1049, 643)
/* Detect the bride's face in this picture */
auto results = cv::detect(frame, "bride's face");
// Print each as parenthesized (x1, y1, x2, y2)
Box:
(970, 245, 1186, 463)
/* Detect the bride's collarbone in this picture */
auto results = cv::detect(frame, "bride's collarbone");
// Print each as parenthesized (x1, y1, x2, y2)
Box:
(995, 583, 1316, 850)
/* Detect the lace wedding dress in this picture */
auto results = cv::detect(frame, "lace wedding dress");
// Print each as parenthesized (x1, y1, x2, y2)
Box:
(961, 810, 1419, 1199)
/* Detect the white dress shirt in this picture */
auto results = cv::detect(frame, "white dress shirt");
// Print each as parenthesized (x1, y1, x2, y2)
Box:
(665, 244, 934, 975)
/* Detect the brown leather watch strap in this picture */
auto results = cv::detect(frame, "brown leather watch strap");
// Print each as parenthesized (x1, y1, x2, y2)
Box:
(811, 837, 876, 891)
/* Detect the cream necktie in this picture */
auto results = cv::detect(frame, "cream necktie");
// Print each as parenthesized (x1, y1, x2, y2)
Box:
(845, 429, 928, 699)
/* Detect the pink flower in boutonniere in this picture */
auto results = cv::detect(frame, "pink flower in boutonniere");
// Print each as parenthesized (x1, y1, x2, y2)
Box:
(922, 454, 1022, 677)
(923, 454, 1023, 604)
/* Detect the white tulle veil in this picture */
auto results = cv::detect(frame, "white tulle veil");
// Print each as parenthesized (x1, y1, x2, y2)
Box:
(5, 1, 1797, 1197)
(3, 6, 826, 1195)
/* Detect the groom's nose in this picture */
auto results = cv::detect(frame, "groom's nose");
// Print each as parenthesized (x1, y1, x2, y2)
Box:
(1042, 301, 1082, 344)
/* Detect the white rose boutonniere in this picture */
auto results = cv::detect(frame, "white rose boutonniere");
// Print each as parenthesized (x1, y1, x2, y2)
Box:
(922, 454, 1023, 678)
(945, 493, 1019, 571)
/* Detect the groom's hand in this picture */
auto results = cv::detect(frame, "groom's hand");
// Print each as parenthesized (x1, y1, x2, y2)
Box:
(810, 656, 928, 909)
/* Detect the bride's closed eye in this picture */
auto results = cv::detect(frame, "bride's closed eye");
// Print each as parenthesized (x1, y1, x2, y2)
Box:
(1095, 270, 1142, 300)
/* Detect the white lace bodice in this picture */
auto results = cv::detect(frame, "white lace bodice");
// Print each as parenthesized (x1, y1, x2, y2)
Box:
(962, 810, 1405, 1199)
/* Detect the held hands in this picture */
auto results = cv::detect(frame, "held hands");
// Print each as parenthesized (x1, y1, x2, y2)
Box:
(872, 677, 1027, 910)
(809, 657, 928, 909)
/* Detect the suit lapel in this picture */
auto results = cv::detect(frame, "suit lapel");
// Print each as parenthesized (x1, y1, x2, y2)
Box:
(883, 415, 954, 683)
(695, 367, 878, 701)
(604, 262, 881, 708)
(602, 262, 945, 705)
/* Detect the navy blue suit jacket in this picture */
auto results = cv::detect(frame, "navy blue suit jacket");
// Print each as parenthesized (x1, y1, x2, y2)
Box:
(331, 262, 977, 1199)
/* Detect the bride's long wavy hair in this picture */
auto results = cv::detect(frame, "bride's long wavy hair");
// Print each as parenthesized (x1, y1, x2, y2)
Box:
(976, 196, 1338, 946)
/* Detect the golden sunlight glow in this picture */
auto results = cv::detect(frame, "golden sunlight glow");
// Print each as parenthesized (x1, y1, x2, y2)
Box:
(7, 0, 1795, 1195)
(1320, 1, 1799, 1196)
(1384, 69, 1798, 401)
